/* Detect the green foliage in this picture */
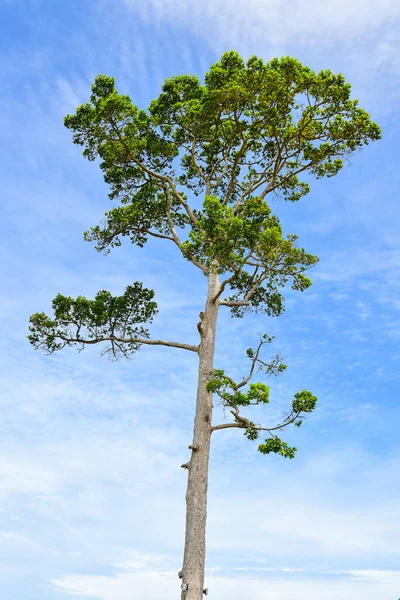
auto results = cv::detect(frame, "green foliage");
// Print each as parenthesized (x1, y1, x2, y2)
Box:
(206, 370, 270, 407)
(226, 235, 317, 318)
(258, 438, 297, 459)
(180, 196, 318, 303)
(62, 52, 380, 319)
(292, 390, 318, 413)
(205, 369, 233, 393)
(244, 423, 260, 441)
(64, 75, 189, 252)
(28, 283, 158, 359)
(84, 187, 190, 253)
(247, 382, 271, 403)
(150, 51, 381, 203)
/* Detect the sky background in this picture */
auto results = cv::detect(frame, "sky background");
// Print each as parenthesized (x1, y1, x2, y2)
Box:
(1, 0, 400, 598)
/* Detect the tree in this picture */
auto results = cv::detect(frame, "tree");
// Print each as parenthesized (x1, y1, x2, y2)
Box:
(28, 51, 380, 600)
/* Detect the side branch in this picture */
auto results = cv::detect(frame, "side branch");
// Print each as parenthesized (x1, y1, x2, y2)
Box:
(211, 422, 243, 432)
(210, 253, 254, 303)
(58, 334, 199, 353)
(219, 269, 268, 308)
(211, 410, 302, 433)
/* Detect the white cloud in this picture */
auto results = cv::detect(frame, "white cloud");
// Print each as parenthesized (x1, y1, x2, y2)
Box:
(53, 557, 400, 600)
(57, 78, 82, 109)
(208, 496, 399, 556)
(1, 532, 37, 548)
(121, 0, 400, 76)
(115, 0, 400, 112)
(123, 0, 399, 45)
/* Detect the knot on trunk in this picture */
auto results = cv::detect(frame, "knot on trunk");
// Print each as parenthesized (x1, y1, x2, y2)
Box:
(181, 462, 190, 470)
(189, 444, 199, 451)
(197, 311, 205, 337)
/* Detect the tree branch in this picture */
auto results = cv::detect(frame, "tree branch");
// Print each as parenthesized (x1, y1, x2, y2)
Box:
(219, 269, 268, 308)
(211, 252, 254, 302)
(234, 338, 264, 389)
(147, 230, 176, 242)
(211, 422, 243, 432)
(191, 138, 211, 195)
(58, 334, 199, 353)
(164, 188, 209, 276)
(223, 136, 248, 205)
(211, 409, 302, 434)
(109, 118, 198, 226)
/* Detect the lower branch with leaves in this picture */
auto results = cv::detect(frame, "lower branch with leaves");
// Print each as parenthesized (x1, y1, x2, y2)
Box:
(28, 282, 198, 360)
(208, 334, 317, 458)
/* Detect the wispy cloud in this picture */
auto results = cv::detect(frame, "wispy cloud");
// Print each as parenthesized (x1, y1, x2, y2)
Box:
(120, 0, 400, 107)
(53, 555, 400, 600)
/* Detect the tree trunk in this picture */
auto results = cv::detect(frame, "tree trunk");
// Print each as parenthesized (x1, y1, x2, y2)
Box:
(180, 271, 220, 600)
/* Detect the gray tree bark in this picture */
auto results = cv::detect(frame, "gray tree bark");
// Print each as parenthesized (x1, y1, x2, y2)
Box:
(180, 271, 220, 600)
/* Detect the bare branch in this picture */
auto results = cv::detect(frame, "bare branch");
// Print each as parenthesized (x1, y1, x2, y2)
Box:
(58, 334, 199, 353)
(211, 422, 242, 432)
(210, 154, 231, 189)
(223, 137, 248, 205)
(219, 268, 268, 308)
(211, 409, 302, 434)
(234, 338, 264, 389)
(191, 138, 211, 195)
(164, 188, 209, 276)
(219, 299, 249, 308)
(147, 230, 176, 242)
(164, 187, 183, 247)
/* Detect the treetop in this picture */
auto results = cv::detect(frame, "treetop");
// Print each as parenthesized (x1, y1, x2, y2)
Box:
(63, 51, 380, 303)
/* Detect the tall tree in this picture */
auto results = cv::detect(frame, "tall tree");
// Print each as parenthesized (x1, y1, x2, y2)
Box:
(28, 52, 380, 600)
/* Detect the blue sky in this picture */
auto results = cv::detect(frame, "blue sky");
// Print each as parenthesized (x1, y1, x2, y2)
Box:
(1, 0, 400, 598)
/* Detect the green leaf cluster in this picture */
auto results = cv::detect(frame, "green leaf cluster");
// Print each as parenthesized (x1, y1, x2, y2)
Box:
(150, 51, 381, 203)
(28, 283, 158, 358)
(292, 390, 318, 413)
(206, 370, 270, 407)
(258, 438, 297, 459)
(181, 194, 318, 276)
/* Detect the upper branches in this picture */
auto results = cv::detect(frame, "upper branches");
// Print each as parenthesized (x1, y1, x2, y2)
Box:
(64, 54, 380, 279)
(150, 51, 381, 209)
(28, 284, 198, 360)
